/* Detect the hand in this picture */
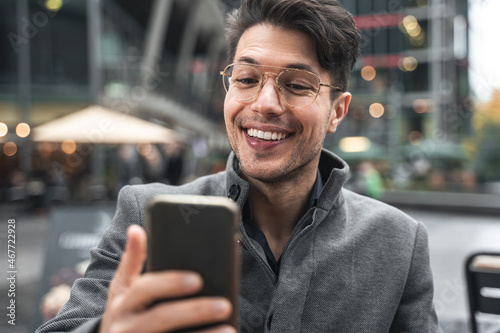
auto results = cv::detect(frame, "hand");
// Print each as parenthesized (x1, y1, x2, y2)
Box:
(99, 225, 235, 333)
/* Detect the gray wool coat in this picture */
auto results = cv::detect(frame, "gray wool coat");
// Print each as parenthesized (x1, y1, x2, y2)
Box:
(36, 149, 441, 333)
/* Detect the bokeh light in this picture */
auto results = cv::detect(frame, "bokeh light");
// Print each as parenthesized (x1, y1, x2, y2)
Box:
(0, 122, 7, 137)
(361, 66, 376, 81)
(409, 131, 424, 146)
(400, 15, 425, 47)
(416, 0, 428, 8)
(3, 142, 17, 156)
(45, 0, 63, 12)
(369, 103, 385, 118)
(339, 136, 371, 153)
(61, 139, 77, 154)
(403, 16, 421, 37)
(399, 57, 418, 72)
(37, 142, 54, 157)
(16, 122, 31, 138)
(412, 99, 430, 114)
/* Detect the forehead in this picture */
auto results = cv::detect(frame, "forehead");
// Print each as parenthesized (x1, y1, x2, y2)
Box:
(234, 24, 322, 75)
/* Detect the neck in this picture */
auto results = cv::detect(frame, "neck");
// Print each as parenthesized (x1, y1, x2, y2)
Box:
(245, 158, 319, 259)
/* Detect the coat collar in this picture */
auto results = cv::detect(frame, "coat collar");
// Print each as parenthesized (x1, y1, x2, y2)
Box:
(224, 149, 350, 214)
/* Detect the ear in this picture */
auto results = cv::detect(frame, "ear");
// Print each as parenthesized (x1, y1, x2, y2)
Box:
(327, 92, 351, 134)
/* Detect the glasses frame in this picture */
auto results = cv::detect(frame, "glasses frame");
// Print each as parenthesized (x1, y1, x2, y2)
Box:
(220, 63, 343, 109)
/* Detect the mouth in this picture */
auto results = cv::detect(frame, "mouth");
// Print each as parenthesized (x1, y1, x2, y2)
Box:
(246, 128, 290, 141)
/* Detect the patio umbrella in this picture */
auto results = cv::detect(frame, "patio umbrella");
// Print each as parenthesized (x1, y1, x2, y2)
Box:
(32, 105, 179, 144)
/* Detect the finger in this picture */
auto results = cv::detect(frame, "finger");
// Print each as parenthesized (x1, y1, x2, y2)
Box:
(122, 225, 147, 279)
(110, 225, 147, 295)
(193, 324, 237, 333)
(120, 270, 203, 312)
(126, 297, 233, 333)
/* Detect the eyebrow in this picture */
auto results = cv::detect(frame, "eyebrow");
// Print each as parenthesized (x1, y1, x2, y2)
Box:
(236, 56, 320, 76)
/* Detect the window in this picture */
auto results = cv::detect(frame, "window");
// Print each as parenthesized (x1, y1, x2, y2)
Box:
(373, 0, 387, 12)
(357, 0, 372, 15)
(30, 2, 88, 86)
(341, 0, 357, 16)
(388, 27, 403, 54)
(373, 29, 388, 55)
(402, 63, 429, 92)
(0, 0, 18, 86)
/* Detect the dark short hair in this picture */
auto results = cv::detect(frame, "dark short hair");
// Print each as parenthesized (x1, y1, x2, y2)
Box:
(226, 0, 361, 94)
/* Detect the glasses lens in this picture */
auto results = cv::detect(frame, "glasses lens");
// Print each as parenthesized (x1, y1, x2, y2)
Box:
(223, 64, 262, 101)
(278, 70, 320, 108)
(222, 64, 322, 108)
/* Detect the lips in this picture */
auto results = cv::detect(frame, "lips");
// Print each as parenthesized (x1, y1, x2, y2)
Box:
(246, 128, 289, 141)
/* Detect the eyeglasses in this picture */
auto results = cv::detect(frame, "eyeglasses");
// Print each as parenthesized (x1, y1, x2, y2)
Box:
(220, 63, 342, 109)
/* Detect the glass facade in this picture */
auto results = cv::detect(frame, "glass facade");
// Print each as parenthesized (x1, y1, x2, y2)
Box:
(334, 0, 486, 195)
(0, 0, 230, 204)
(0, 0, 18, 88)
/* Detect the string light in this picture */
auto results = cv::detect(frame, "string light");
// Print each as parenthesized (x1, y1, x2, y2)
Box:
(16, 123, 30, 138)
(3, 142, 17, 156)
(45, 0, 63, 12)
(369, 103, 385, 118)
(61, 139, 77, 154)
(0, 122, 7, 137)
(339, 136, 371, 153)
(361, 66, 376, 81)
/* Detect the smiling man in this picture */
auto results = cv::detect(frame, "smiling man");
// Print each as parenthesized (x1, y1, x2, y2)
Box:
(36, 1, 441, 332)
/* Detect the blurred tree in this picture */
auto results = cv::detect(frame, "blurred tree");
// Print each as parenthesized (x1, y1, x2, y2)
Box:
(468, 90, 500, 182)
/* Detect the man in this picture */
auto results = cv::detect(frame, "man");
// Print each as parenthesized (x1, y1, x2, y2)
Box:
(37, 0, 441, 332)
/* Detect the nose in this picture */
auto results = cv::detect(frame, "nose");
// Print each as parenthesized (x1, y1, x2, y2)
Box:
(250, 74, 285, 116)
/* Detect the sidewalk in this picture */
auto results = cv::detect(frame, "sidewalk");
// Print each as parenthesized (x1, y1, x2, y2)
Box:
(401, 207, 500, 332)
(0, 212, 50, 333)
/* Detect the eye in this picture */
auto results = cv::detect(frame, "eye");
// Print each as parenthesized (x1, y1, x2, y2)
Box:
(231, 70, 261, 88)
(285, 83, 313, 91)
(235, 77, 260, 86)
(282, 80, 316, 96)
(279, 71, 318, 95)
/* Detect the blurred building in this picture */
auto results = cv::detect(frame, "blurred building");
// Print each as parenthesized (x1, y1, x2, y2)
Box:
(0, 0, 237, 203)
(333, 0, 472, 190)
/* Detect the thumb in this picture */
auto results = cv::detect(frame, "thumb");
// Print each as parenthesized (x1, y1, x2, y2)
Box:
(109, 225, 147, 297)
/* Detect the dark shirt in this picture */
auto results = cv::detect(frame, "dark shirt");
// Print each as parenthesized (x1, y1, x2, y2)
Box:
(242, 169, 324, 275)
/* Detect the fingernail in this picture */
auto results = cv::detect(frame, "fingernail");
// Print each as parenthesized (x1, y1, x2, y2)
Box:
(213, 299, 231, 316)
(218, 327, 234, 333)
(183, 274, 200, 288)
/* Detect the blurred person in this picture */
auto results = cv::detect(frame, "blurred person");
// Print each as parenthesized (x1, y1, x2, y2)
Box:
(28, 156, 49, 212)
(429, 168, 447, 191)
(36, 0, 441, 332)
(114, 144, 143, 196)
(139, 143, 166, 183)
(7, 168, 28, 209)
(161, 141, 185, 185)
(351, 161, 384, 199)
(461, 169, 477, 192)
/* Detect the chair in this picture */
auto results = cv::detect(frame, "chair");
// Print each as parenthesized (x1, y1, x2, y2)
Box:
(465, 252, 500, 333)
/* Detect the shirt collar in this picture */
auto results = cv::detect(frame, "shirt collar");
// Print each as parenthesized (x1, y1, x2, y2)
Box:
(307, 168, 324, 211)
(240, 168, 324, 275)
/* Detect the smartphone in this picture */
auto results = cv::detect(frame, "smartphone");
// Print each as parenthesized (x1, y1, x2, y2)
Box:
(145, 194, 241, 330)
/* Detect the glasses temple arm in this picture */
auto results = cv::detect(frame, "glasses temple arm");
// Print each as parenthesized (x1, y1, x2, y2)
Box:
(320, 83, 343, 92)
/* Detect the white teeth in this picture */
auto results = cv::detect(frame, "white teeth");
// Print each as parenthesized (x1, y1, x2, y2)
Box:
(246, 128, 288, 141)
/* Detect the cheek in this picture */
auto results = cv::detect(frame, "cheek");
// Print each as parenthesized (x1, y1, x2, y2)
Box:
(223, 101, 234, 126)
(301, 109, 330, 134)
(223, 97, 239, 121)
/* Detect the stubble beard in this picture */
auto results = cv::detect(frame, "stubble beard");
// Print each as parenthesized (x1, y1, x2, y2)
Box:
(233, 135, 324, 187)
